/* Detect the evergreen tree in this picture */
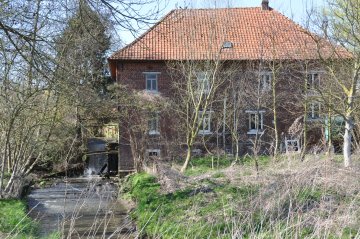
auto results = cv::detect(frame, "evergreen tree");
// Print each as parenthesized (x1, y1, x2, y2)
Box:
(55, 1, 112, 157)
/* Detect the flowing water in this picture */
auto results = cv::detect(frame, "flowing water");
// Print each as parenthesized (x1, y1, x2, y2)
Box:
(27, 177, 135, 238)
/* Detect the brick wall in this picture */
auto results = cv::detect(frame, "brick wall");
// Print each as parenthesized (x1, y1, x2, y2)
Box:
(115, 60, 323, 170)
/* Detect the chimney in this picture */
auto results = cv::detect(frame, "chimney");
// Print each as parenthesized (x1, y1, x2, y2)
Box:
(262, 0, 270, 10)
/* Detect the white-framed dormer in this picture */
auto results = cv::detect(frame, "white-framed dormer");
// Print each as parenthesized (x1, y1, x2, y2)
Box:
(198, 110, 212, 135)
(143, 72, 160, 93)
(246, 110, 265, 135)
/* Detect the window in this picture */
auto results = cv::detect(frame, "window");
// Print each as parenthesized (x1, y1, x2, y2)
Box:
(222, 41, 233, 49)
(198, 111, 211, 135)
(196, 72, 210, 94)
(308, 101, 321, 119)
(144, 72, 159, 92)
(146, 149, 160, 157)
(307, 72, 320, 90)
(148, 113, 160, 135)
(246, 110, 265, 134)
(260, 72, 272, 91)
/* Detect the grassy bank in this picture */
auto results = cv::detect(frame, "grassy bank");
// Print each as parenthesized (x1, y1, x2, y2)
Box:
(0, 199, 38, 239)
(125, 156, 360, 238)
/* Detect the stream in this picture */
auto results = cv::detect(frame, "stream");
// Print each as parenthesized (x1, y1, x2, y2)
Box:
(27, 176, 135, 238)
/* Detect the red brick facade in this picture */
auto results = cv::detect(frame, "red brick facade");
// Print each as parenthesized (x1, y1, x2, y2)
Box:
(109, 6, 338, 172)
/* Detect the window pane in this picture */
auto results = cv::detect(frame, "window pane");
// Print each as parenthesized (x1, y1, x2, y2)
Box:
(307, 74, 312, 89)
(313, 103, 320, 118)
(197, 72, 210, 93)
(199, 112, 211, 133)
(203, 117, 210, 131)
(145, 74, 158, 91)
(148, 114, 159, 133)
(152, 79, 157, 91)
(260, 73, 271, 91)
(250, 114, 256, 130)
(146, 79, 152, 90)
(249, 113, 262, 131)
(314, 74, 319, 87)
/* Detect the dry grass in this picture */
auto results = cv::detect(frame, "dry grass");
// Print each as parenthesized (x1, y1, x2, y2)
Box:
(209, 157, 360, 238)
(130, 155, 360, 238)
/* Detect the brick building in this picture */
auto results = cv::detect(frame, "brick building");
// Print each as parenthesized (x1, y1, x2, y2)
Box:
(108, 1, 342, 172)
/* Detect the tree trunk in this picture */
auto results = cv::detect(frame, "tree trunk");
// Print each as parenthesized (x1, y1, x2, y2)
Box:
(343, 118, 353, 167)
(272, 71, 279, 156)
(181, 146, 192, 173)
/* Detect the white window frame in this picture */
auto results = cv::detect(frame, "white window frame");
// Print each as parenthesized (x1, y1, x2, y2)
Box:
(148, 113, 160, 135)
(196, 71, 210, 95)
(308, 101, 321, 120)
(144, 72, 160, 93)
(198, 111, 212, 135)
(146, 149, 160, 157)
(307, 71, 321, 90)
(260, 72, 272, 92)
(246, 110, 265, 135)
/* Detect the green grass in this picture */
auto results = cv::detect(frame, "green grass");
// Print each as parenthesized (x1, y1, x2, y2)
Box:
(0, 199, 38, 238)
(184, 156, 233, 176)
(183, 155, 272, 176)
(125, 172, 262, 238)
(125, 156, 360, 238)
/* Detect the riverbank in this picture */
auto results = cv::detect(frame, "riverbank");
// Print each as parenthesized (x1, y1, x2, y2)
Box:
(0, 199, 39, 239)
(124, 156, 360, 238)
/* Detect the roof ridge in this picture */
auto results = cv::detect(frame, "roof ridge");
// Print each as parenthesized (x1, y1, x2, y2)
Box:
(177, 7, 262, 10)
(108, 6, 343, 61)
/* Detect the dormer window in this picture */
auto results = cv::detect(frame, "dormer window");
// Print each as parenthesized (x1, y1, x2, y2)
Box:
(144, 72, 160, 93)
(222, 41, 233, 49)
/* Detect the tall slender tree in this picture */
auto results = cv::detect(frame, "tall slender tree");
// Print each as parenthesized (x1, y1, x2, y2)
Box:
(55, 1, 111, 152)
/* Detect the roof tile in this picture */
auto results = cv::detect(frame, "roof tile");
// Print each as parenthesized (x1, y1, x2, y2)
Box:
(109, 7, 346, 61)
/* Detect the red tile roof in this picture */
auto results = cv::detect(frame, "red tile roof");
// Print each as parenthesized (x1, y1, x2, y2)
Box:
(109, 7, 346, 61)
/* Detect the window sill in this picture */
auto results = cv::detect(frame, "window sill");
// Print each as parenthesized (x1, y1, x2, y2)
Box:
(306, 117, 322, 122)
(145, 90, 159, 94)
(198, 131, 212, 135)
(247, 130, 263, 135)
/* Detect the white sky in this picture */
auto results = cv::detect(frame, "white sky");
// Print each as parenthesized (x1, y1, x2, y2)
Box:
(119, 0, 326, 45)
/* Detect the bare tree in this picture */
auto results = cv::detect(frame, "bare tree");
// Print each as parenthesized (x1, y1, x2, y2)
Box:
(302, 0, 360, 167)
